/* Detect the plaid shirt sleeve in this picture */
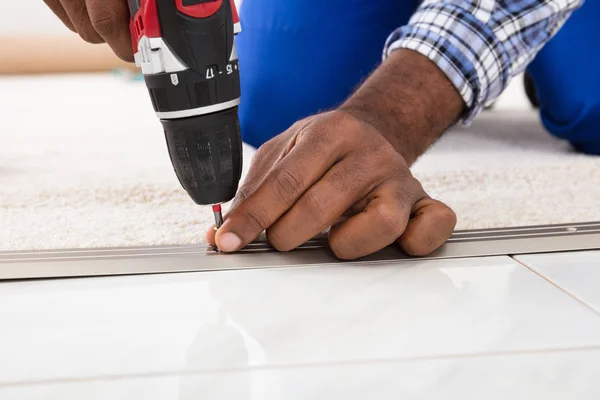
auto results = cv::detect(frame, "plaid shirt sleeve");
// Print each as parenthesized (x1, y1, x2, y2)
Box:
(384, 0, 582, 123)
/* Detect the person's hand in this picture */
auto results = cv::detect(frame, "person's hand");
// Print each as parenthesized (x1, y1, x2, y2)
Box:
(43, 0, 133, 61)
(206, 110, 456, 259)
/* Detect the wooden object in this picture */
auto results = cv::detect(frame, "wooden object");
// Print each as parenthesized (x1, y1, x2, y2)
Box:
(0, 35, 137, 74)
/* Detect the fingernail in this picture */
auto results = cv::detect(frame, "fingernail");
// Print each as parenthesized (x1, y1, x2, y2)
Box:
(218, 232, 242, 252)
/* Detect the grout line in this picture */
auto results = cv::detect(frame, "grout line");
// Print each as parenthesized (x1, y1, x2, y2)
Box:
(1, 345, 600, 389)
(510, 255, 600, 316)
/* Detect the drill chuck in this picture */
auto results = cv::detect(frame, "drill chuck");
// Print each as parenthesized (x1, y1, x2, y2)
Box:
(162, 108, 242, 205)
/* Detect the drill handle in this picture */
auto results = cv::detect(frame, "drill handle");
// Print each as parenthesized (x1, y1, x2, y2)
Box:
(129, 0, 241, 73)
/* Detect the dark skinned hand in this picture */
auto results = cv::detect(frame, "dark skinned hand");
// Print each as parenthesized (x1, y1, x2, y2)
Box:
(43, 0, 134, 61)
(206, 110, 457, 259)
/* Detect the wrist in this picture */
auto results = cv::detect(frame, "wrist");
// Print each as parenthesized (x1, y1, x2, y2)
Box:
(339, 49, 464, 165)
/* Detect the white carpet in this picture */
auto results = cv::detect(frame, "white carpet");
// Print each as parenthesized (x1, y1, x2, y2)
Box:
(1, 74, 599, 250)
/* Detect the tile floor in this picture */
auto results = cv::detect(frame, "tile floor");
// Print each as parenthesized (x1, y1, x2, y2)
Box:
(515, 252, 600, 313)
(0, 251, 599, 398)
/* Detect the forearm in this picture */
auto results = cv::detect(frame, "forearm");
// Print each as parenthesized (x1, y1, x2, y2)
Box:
(342, 0, 582, 164)
(340, 49, 464, 165)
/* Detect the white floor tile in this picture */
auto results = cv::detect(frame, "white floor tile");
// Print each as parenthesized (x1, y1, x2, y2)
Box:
(1, 256, 599, 384)
(515, 251, 600, 312)
(1, 349, 599, 400)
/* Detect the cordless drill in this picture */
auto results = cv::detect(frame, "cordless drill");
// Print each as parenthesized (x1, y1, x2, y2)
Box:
(128, 0, 243, 228)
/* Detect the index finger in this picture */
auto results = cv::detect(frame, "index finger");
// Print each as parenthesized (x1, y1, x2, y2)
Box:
(214, 134, 346, 252)
(87, 0, 134, 61)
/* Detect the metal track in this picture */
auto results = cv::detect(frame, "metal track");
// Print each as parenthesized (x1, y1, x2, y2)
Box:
(0, 222, 599, 281)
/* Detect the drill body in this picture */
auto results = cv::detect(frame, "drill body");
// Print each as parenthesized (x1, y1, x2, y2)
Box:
(128, 0, 243, 207)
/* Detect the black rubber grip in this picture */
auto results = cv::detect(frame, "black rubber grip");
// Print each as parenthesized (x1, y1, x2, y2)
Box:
(161, 107, 243, 205)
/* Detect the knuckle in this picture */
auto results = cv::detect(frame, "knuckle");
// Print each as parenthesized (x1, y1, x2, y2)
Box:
(357, 139, 399, 171)
(65, 3, 104, 43)
(236, 187, 251, 202)
(74, 20, 102, 43)
(304, 117, 346, 145)
(257, 142, 272, 155)
(241, 205, 271, 231)
(377, 147, 404, 171)
(260, 136, 278, 151)
(304, 190, 329, 221)
(396, 178, 420, 204)
(274, 169, 302, 202)
(250, 149, 269, 167)
(289, 118, 313, 134)
(253, 140, 279, 163)
(373, 204, 405, 237)
(380, 143, 400, 161)
(302, 126, 333, 149)
(336, 110, 363, 131)
(88, 4, 120, 36)
(227, 187, 250, 212)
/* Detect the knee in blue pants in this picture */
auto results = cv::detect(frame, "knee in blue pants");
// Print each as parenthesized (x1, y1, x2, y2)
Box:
(527, 1, 600, 155)
(541, 97, 600, 155)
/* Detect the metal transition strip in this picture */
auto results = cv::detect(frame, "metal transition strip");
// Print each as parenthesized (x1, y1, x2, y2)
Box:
(0, 222, 599, 281)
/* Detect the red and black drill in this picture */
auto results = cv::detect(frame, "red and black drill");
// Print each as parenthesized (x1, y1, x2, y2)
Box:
(128, 0, 243, 228)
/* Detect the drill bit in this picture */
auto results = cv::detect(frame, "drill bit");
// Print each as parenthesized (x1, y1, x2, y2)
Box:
(212, 204, 224, 229)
